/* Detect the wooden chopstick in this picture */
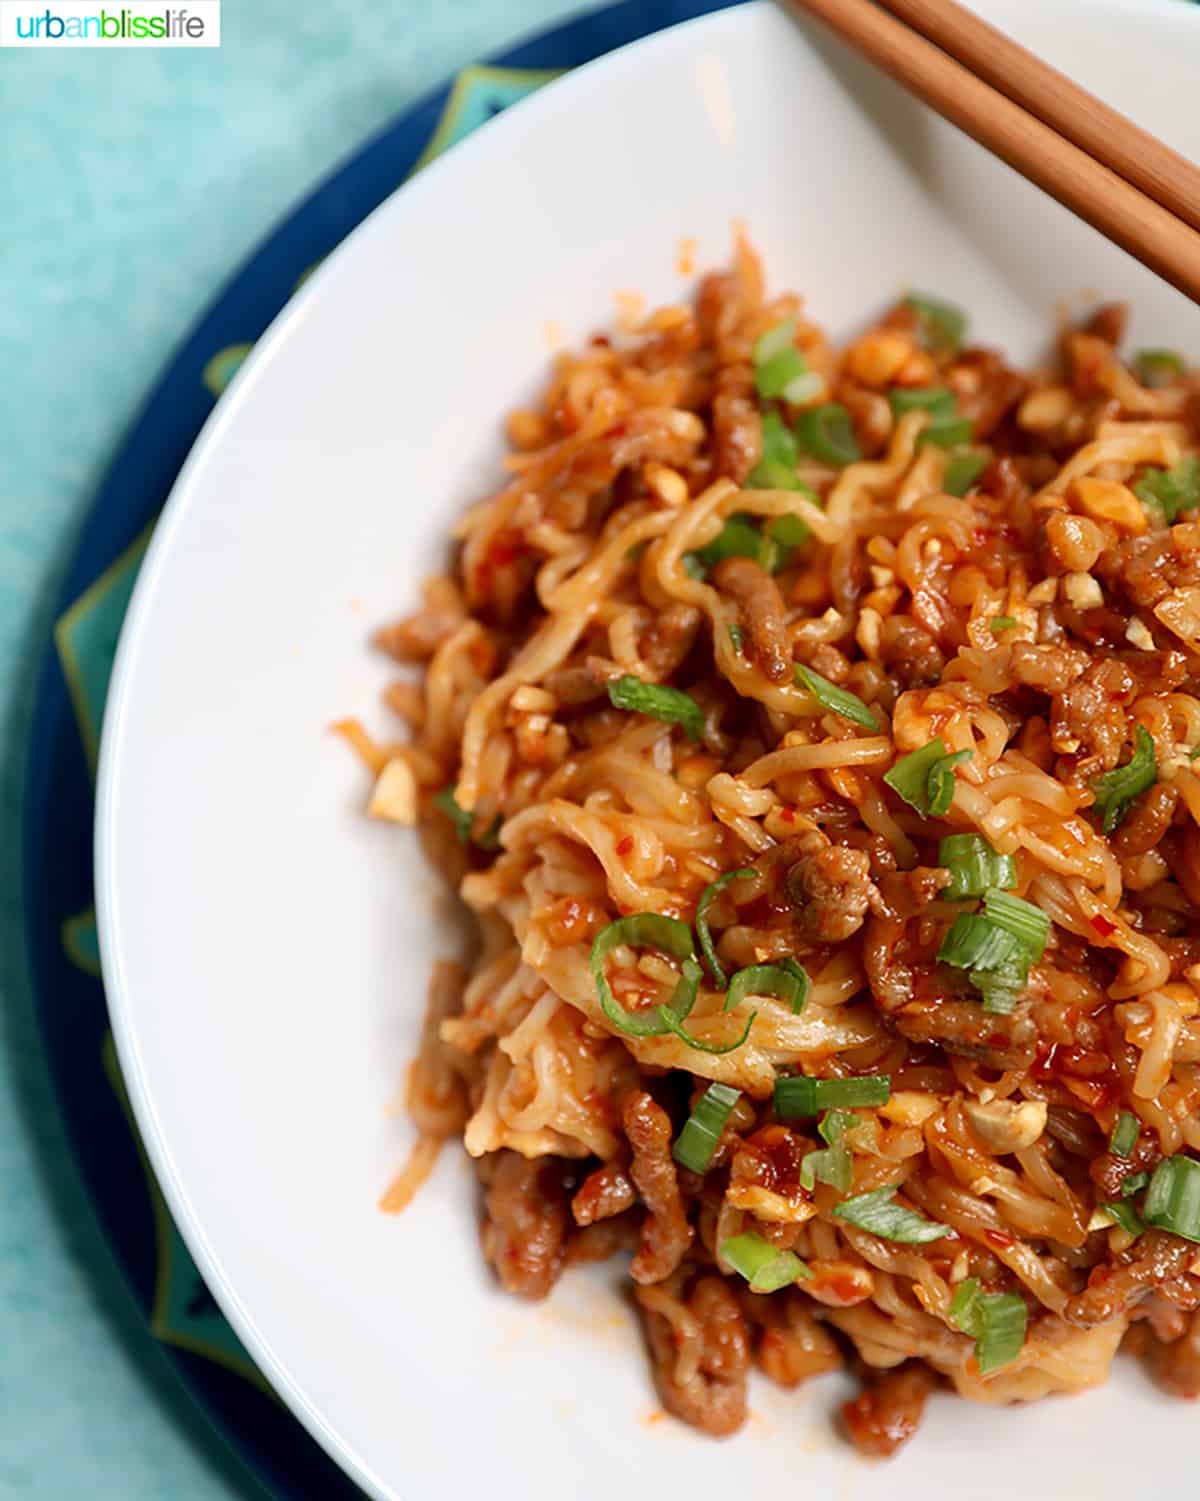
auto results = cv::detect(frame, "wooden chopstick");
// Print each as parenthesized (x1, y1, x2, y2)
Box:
(876, 0, 1200, 237)
(780, 0, 1200, 304)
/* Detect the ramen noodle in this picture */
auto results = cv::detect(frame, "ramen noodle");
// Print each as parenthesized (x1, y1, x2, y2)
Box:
(353, 237, 1200, 1454)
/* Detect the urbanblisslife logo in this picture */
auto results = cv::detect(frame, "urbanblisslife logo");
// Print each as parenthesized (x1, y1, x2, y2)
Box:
(0, 0, 219, 45)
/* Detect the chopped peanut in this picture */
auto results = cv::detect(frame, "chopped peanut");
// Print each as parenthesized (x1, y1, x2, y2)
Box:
(1070, 475, 1147, 534)
(844, 331, 912, 387)
(1063, 571, 1103, 610)
(367, 758, 418, 825)
(1018, 385, 1074, 432)
(644, 462, 689, 506)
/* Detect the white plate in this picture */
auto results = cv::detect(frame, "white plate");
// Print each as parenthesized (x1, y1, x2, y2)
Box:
(97, 3, 1200, 1497)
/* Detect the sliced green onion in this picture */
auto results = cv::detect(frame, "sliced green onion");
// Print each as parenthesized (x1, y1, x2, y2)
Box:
(756, 347, 810, 401)
(1135, 456, 1200, 524)
(905, 293, 968, 356)
(819, 1109, 857, 1145)
(673, 1082, 741, 1174)
(949, 1280, 1028, 1373)
(800, 1140, 853, 1193)
(982, 889, 1050, 962)
(1110, 1110, 1139, 1158)
(1121, 1171, 1150, 1198)
(725, 959, 810, 1016)
(937, 912, 1030, 1012)
(781, 370, 825, 405)
(659, 992, 758, 1055)
(943, 448, 990, 496)
(973, 1292, 1027, 1374)
(1090, 725, 1156, 835)
(765, 511, 813, 552)
(938, 913, 1028, 974)
(590, 915, 698, 1038)
(974, 965, 1026, 1015)
(607, 675, 704, 742)
(695, 868, 755, 987)
(720, 1231, 812, 1292)
(1135, 349, 1186, 388)
(938, 834, 1017, 900)
(682, 553, 707, 581)
(1101, 1201, 1145, 1237)
(727, 623, 746, 654)
(883, 737, 972, 816)
(989, 615, 1017, 632)
(434, 786, 501, 849)
(795, 403, 861, 466)
(760, 408, 800, 467)
(949, 1277, 982, 1332)
(794, 664, 879, 730)
(889, 385, 956, 418)
(832, 1184, 951, 1244)
(774, 1074, 891, 1118)
(1144, 1155, 1200, 1241)
(752, 318, 796, 366)
(747, 457, 809, 494)
(693, 514, 775, 572)
(918, 416, 974, 449)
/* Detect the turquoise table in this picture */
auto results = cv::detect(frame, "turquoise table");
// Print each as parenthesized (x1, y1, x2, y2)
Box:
(0, 4, 576, 1495)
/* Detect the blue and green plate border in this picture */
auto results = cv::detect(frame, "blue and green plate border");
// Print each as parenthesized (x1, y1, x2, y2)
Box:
(22, 1, 738, 1496)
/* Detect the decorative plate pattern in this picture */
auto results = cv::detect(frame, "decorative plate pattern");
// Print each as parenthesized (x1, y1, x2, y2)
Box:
(22, 2, 736, 1495)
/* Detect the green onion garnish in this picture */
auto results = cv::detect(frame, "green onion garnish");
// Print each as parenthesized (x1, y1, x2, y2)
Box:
(1110, 1111, 1139, 1158)
(883, 738, 972, 816)
(725, 959, 810, 1016)
(889, 385, 956, 418)
(658, 1002, 758, 1055)
(1144, 1155, 1200, 1241)
(949, 1277, 982, 1332)
(1102, 1201, 1145, 1237)
(727, 623, 745, 653)
(1121, 1171, 1150, 1197)
(434, 786, 501, 849)
(754, 324, 812, 402)
(973, 1293, 1027, 1374)
(795, 403, 861, 466)
(720, 1231, 812, 1292)
(943, 448, 990, 496)
(988, 616, 1017, 632)
(832, 1184, 950, 1243)
(682, 553, 707, 580)
(1089, 725, 1156, 835)
(695, 869, 755, 987)
(673, 1082, 741, 1175)
(1135, 456, 1200, 523)
(752, 319, 796, 366)
(938, 834, 1017, 901)
(1134, 349, 1186, 388)
(774, 1074, 891, 1118)
(918, 416, 974, 449)
(801, 1109, 855, 1192)
(938, 912, 1028, 973)
(937, 902, 1038, 1015)
(590, 915, 700, 1037)
(950, 1278, 1028, 1372)
(607, 675, 704, 742)
(905, 293, 968, 357)
(982, 889, 1049, 961)
(747, 411, 809, 492)
(765, 511, 813, 553)
(692, 514, 776, 573)
(794, 664, 879, 730)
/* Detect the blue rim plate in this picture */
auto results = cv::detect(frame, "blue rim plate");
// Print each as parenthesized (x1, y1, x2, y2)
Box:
(21, 1, 738, 1495)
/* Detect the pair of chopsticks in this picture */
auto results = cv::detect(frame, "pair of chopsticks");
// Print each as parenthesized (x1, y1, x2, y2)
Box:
(781, 0, 1200, 303)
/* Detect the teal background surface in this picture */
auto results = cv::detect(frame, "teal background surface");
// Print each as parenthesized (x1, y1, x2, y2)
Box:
(0, 4, 575, 1496)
